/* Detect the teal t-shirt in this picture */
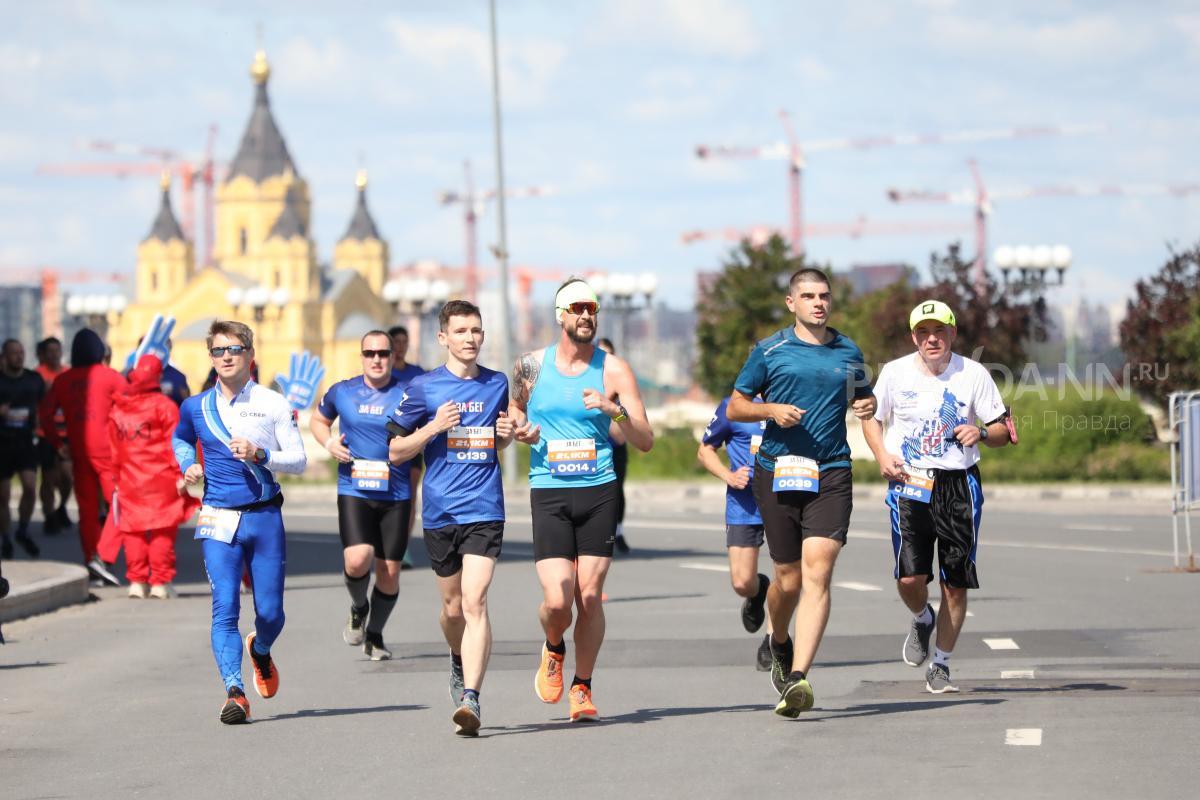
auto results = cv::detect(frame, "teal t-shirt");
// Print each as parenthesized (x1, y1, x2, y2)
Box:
(527, 345, 615, 489)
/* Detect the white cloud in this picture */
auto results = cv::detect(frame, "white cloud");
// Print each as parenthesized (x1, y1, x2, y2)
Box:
(626, 95, 715, 123)
(793, 55, 833, 83)
(926, 12, 1153, 62)
(1173, 13, 1200, 52)
(591, 0, 759, 58)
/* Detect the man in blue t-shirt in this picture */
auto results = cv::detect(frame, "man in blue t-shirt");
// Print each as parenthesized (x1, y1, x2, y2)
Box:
(729, 267, 876, 718)
(387, 300, 520, 737)
(388, 324, 424, 570)
(311, 330, 419, 661)
(698, 394, 774, 671)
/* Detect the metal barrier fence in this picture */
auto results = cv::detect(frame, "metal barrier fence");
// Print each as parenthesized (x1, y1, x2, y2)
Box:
(1168, 391, 1200, 570)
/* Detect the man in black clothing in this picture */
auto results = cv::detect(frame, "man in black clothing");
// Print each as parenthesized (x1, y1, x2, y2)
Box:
(0, 339, 45, 559)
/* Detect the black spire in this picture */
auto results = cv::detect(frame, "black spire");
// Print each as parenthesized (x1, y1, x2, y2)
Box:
(340, 171, 381, 242)
(225, 50, 297, 184)
(268, 185, 307, 240)
(144, 177, 185, 243)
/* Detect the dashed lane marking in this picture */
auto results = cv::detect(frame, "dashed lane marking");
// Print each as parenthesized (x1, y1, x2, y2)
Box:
(1001, 669, 1036, 679)
(833, 581, 882, 592)
(1063, 523, 1134, 532)
(678, 562, 730, 572)
(1005, 728, 1043, 746)
(984, 637, 1021, 650)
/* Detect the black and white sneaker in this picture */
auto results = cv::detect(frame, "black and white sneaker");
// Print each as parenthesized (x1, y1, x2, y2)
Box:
(449, 659, 465, 704)
(741, 574, 769, 633)
(755, 634, 773, 672)
(363, 633, 392, 661)
(343, 604, 368, 646)
(86, 557, 121, 586)
(769, 637, 793, 695)
(903, 604, 936, 667)
(925, 662, 959, 694)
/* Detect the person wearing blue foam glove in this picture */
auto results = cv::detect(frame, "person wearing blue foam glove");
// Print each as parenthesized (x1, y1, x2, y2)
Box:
(275, 351, 325, 412)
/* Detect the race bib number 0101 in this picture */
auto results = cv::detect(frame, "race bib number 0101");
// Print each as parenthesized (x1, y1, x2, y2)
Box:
(888, 469, 934, 503)
(447, 426, 496, 464)
(547, 438, 598, 476)
(772, 455, 819, 493)
(194, 506, 242, 543)
(351, 459, 391, 492)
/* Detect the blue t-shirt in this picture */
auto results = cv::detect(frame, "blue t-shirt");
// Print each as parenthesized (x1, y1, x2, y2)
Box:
(734, 326, 871, 472)
(317, 375, 415, 501)
(392, 363, 425, 383)
(391, 365, 509, 529)
(160, 364, 190, 406)
(702, 397, 764, 526)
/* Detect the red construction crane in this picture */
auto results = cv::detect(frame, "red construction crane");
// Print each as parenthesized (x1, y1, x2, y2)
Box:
(438, 160, 554, 302)
(695, 118, 1102, 258)
(681, 217, 972, 246)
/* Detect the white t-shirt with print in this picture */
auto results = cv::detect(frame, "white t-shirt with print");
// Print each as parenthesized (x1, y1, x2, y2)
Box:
(873, 352, 1006, 471)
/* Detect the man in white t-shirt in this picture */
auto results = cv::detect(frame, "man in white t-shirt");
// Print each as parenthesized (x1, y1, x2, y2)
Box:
(861, 300, 1013, 694)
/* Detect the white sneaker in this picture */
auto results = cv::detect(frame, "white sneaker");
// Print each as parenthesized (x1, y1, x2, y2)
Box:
(149, 583, 177, 599)
(128, 582, 150, 599)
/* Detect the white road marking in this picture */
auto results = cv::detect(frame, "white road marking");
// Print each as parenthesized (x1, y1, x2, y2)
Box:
(984, 637, 1020, 650)
(833, 581, 882, 592)
(678, 562, 730, 572)
(1001, 669, 1036, 679)
(1063, 523, 1134, 532)
(1005, 728, 1042, 746)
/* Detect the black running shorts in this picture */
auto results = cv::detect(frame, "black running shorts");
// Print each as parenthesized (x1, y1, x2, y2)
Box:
(336, 494, 412, 562)
(424, 521, 504, 578)
(726, 523, 765, 548)
(530, 481, 620, 561)
(752, 465, 852, 564)
(0, 435, 37, 479)
(886, 465, 982, 589)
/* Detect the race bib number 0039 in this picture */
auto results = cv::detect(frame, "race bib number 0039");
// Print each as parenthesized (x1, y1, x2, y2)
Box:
(772, 455, 819, 493)
(447, 426, 496, 464)
(888, 469, 934, 504)
(547, 438, 598, 476)
(351, 459, 391, 492)
(194, 506, 241, 544)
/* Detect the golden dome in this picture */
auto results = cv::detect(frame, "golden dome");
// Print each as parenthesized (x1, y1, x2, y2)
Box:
(160, 169, 171, 190)
(251, 48, 270, 85)
(355, 169, 368, 189)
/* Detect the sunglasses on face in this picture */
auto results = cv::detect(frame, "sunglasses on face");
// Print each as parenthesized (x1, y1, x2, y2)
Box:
(361, 349, 393, 360)
(209, 345, 248, 357)
(558, 301, 599, 316)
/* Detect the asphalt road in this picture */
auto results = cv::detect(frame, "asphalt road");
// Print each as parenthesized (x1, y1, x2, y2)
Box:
(2, 489, 1198, 799)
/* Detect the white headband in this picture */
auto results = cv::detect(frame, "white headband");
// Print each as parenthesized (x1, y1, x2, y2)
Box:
(555, 281, 598, 322)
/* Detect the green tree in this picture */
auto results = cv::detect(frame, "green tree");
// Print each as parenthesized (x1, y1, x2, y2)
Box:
(1119, 243, 1200, 408)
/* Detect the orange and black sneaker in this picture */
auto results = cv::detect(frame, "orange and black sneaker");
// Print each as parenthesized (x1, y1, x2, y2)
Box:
(220, 686, 251, 725)
(245, 632, 279, 699)
(534, 643, 565, 704)
(568, 683, 598, 723)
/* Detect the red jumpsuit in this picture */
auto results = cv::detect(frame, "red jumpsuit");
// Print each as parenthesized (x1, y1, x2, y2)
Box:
(108, 355, 199, 585)
(39, 330, 127, 564)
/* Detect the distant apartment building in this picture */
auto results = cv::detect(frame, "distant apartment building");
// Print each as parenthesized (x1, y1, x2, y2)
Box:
(0, 285, 42, 364)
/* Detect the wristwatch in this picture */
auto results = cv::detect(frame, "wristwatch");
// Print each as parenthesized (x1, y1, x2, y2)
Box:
(612, 404, 629, 423)
(978, 426, 989, 441)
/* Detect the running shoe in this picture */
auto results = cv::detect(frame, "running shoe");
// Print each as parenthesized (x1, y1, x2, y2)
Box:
(363, 634, 392, 661)
(343, 604, 368, 646)
(568, 684, 598, 722)
(774, 675, 814, 718)
(755, 634, 773, 672)
(14, 532, 40, 558)
(903, 604, 936, 667)
(453, 695, 482, 736)
(42, 513, 60, 535)
(925, 662, 959, 694)
(86, 557, 121, 586)
(245, 632, 279, 699)
(1, 537, 12, 560)
(128, 582, 150, 599)
(768, 637, 793, 695)
(1, 575, 11, 599)
(534, 643, 565, 704)
(54, 506, 73, 529)
(149, 583, 177, 599)
(449, 659, 465, 704)
(220, 686, 251, 725)
(741, 574, 769, 633)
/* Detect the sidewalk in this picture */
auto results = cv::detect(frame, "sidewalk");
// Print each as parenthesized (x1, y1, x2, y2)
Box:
(0, 560, 90, 625)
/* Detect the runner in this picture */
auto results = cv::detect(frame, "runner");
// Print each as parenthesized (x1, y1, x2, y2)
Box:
(389, 324, 424, 570)
(34, 337, 73, 536)
(861, 300, 1012, 693)
(1, 339, 45, 559)
(510, 277, 654, 722)
(597, 338, 630, 554)
(697, 392, 774, 670)
(173, 320, 307, 725)
(387, 300, 518, 736)
(311, 330, 417, 661)
(728, 267, 875, 718)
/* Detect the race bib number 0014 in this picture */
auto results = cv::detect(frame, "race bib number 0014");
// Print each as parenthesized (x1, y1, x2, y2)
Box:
(772, 455, 819, 493)
(447, 426, 496, 464)
(547, 438, 598, 476)
(888, 469, 934, 504)
(351, 459, 391, 492)
(194, 506, 242, 544)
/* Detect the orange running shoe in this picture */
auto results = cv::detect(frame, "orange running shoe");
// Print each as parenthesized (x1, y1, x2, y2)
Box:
(220, 687, 251, 725)
(245, 632, 279, 699)
(534, 643, 565, 703)
(568, 683, 598, 723)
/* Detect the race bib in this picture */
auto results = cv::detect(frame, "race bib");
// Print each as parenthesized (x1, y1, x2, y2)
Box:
(351, 459, 391, 492)
(194, 506, 241, 543)
(547, 438, 598, 476)
(447, 425, 496, 464)
(4, 407, 30, 429)
(773, 455, 819, 493)
(889, 469, 935, 504)
(749, 434, 762, 456)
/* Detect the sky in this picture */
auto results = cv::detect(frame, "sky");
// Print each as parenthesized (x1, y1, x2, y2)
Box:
(2, 0, 1199, 313)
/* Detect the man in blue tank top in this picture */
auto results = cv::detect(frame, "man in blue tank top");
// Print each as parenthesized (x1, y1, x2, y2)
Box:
(729, 267, 876, 719)
(311, 330, 418, 662)
(510, 277, 654, 722)
(388, 300, 519, 736)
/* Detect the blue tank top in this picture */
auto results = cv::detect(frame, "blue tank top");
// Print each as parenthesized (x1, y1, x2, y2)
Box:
(527, 344, 615, 488)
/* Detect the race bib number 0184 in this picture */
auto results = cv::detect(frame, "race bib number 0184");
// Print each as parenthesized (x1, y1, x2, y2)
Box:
(351, 459, 391, 492)
(447, 426, 496, 464)
(888, 470, 934, 503)
(547, 438, 598, 476)
(772, 455, 819, 493)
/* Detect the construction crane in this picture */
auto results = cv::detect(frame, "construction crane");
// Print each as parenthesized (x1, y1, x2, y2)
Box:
(437, 160, 554, 302)
(37, 125, 221, 267)
(681, 217, 972, 247)
(886, 159, 1200, 287)
(695, 117, 1102, 257)
(0, 266, 128, 340)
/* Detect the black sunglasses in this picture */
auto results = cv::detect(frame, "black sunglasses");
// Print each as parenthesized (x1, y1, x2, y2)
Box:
(209, 345, 248, 357)
(558, 301, 599, 316)
(361, 349, 393, 359)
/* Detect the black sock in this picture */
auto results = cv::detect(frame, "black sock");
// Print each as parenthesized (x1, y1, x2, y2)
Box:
(463, 688, 479, 702)
(228, 686, 245, 699)
(15, 522, 29, 536)
(771, 634, 792, 650)
(451, 652, 463, 667)
(344, 571, 370, 610)
(366, 587, 398, 636)
(571, 675, 591, 690)
(546, 638, 566, 656)
(366, 631, 384, 647)
(787, 670, 806, 682)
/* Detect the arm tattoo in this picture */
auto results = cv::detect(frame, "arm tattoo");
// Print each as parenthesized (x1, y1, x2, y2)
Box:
(511, 353, 539, 407)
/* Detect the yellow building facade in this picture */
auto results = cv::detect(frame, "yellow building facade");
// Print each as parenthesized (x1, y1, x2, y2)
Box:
(109, 49, 396, 393)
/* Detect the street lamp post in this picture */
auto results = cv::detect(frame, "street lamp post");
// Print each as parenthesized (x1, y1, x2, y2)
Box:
(226, 285, 289, 327)
(590, 271, 658, 355)
(382, 277, 451, 366)
(993, 244, 1071, 292)
(65, 292, 127, 337)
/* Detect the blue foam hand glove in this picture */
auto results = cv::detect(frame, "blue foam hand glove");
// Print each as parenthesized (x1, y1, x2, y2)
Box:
(275, 351, 325, 411)
(125, 314, 177, 371)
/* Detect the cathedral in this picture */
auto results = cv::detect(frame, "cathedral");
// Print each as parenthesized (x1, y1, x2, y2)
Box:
(108, 49, 397, 391)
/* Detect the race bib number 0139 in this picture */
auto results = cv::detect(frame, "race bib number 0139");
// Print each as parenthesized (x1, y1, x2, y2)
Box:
(194, 506, 242, 544)
(547, 438, 598, 476)
(772, 455, 819, 493)
(888, 470, 934, 504)
(447, 426, 496, 464)
(351, 459, 391, 492)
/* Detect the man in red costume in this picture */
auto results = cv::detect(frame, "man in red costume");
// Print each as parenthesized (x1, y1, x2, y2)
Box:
(39, 329, 126, 585)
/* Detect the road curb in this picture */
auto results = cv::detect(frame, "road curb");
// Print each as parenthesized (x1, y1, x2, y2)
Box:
(0, 560, 91, 624)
